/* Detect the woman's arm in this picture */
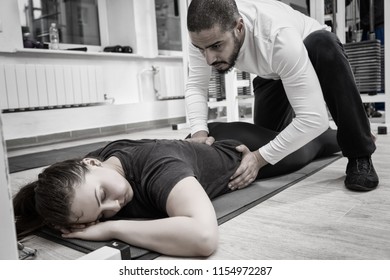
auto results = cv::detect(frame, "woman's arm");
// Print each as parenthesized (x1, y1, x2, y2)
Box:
(62, 177, 219, 257)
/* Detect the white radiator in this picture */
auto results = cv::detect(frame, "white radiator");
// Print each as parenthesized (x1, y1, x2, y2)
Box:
(0, 64, 105, 111)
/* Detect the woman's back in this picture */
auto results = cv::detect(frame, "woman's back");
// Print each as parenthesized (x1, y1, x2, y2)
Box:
(86, 139, 242, 219)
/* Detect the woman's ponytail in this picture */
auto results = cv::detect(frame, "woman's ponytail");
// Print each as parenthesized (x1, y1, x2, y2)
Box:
(13, 181, 44, 239)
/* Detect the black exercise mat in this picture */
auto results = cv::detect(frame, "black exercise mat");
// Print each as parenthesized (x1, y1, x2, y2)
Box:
(33, 154, 341, 259)
(8, 142, 109, 173)
(35, 227, 160, 260)
(213, 155, 341, 225)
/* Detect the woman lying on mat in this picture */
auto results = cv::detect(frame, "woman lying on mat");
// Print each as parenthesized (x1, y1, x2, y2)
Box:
(13, 121, 340, 257)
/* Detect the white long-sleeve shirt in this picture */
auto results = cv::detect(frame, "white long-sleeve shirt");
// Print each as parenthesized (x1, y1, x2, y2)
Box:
(186, 0, 331, 165)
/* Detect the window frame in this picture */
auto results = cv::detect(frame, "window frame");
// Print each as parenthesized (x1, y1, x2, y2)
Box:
(19, 0, 109, 52)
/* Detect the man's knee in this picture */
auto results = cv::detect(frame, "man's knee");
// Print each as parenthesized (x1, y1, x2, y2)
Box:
(304, 30, 343, 57)
(304, 30, 346, 64)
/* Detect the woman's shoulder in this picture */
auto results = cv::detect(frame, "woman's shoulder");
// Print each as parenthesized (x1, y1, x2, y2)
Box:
(86, 139, 156, 159)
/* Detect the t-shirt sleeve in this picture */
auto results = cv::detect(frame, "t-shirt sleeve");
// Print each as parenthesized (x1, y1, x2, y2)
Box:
(141, 157, 196, 214)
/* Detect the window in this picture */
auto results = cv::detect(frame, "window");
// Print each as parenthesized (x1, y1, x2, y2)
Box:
(155, 0, 182, 53)
(19, 0, 101, 48)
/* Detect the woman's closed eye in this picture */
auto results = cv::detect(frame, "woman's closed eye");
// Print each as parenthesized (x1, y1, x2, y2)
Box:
(100, 189, 106, 202)
(98, 189, 106, 220)
(96, 213, 103, 221)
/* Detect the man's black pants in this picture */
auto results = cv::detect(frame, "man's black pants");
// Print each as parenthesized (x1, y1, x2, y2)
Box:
(252, 30, 376, 158)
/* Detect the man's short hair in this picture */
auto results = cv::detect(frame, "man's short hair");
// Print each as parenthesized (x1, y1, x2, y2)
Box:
(187, 0, 240, 33)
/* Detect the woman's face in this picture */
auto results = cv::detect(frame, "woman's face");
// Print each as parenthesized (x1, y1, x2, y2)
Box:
(69, 158, 133, 224)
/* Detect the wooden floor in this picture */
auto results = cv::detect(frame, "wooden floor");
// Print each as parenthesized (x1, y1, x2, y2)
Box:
(9, 126, 390, 260)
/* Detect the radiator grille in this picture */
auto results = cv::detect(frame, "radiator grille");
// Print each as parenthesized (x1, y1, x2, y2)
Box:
(0, 64, 105, 111)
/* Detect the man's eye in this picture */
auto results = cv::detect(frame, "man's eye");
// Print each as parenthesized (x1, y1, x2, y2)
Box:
(101, 190, 106, 201)
(211, 44, 221, 50)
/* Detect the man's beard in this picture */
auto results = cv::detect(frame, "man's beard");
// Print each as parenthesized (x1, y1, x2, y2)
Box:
(213, 33, 241, 74)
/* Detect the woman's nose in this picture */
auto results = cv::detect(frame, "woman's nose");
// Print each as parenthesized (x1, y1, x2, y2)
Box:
(102, 199, 121, 212)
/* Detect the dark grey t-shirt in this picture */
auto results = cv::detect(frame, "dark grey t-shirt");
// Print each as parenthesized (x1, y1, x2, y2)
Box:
(86, 139, 241, 219)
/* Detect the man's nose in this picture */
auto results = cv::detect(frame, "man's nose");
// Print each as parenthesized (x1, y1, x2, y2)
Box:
(204, 49, 217, 65)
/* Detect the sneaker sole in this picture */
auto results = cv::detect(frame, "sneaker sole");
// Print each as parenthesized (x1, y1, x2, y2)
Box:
(345, 182, 378, 192)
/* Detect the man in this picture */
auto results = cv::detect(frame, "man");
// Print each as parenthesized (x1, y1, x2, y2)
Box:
(185, 0, 378, 191)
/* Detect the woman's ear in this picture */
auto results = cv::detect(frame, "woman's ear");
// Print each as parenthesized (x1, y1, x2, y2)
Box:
(81, 158, 102, 167)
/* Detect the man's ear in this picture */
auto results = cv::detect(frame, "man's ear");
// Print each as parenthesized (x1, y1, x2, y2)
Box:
(81, 158, 102, 167)
(235, 18, 244, 34)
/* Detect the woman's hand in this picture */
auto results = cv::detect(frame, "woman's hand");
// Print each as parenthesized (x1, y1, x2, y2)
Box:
(56, 220, 98, 233)
(61, 221, 114, 241)
(228, 145, 268, 190)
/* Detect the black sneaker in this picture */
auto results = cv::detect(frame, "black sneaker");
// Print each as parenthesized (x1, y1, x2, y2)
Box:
(345, 157, 379, 191)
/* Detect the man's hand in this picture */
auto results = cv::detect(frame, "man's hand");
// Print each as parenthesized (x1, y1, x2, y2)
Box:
(229, 145, 268, 190)
(185, 130, 215, 146)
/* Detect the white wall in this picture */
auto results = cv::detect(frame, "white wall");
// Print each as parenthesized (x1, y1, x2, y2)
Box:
(0, 0, 23, 51)
(105, 0, 159, 57)
(0, 0, 187, 141)
(0, 115, 18, 260)
(2, 99, 185, 140)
